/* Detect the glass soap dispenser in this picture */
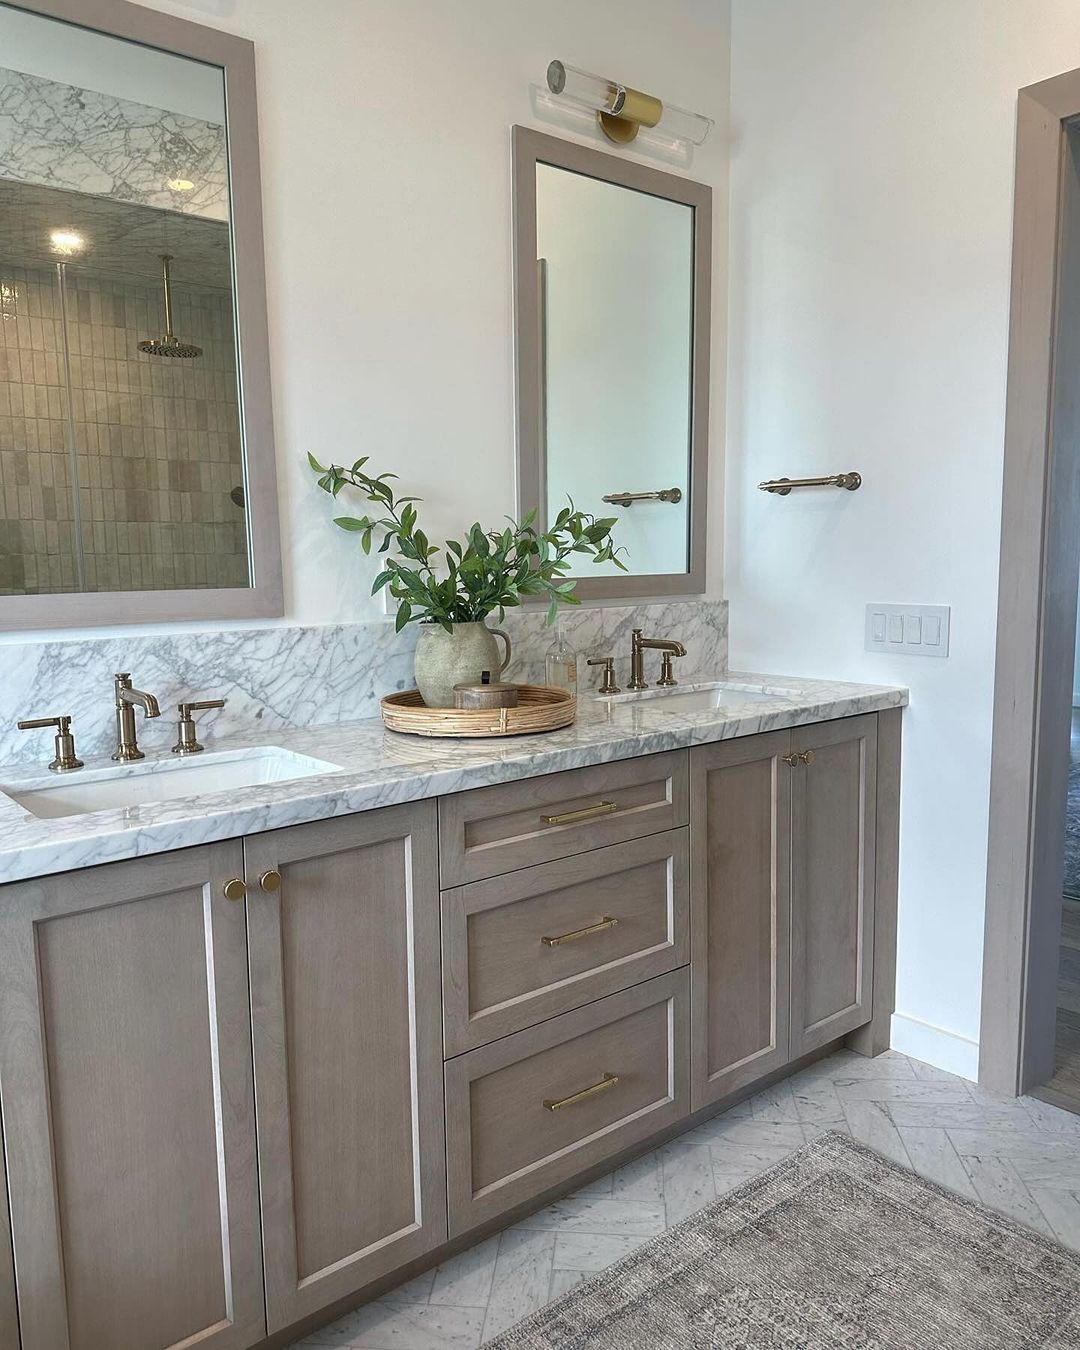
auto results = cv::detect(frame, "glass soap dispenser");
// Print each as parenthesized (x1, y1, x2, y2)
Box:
(545, 620, 578, 696)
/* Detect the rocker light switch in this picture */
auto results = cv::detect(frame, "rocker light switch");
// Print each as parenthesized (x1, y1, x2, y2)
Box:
(865, 603, 950, 658)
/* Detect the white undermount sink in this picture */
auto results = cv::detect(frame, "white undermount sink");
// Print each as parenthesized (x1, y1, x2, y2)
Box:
(598, 681, 792, 714)
(2, 746, 342, 820)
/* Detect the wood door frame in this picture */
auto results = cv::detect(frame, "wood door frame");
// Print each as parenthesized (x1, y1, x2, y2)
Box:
(981, 69, 1080, 1094)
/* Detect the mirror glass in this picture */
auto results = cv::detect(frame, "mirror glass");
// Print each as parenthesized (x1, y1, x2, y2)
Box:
(536, 163, 693, 577)
(0, 4, 248, 597)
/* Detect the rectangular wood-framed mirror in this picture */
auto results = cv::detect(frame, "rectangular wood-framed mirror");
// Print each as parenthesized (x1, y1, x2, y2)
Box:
(0, 0, 281, 631)
(512, 126, 711, 599)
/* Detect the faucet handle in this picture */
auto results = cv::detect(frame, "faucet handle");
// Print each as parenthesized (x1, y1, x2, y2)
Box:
(17, 714, 83, 773)
(173, 699, 226, 756)
(587, 656, 620, 696)
(657, 651, 684, 688)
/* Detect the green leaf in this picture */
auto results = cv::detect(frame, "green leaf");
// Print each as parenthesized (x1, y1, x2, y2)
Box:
(333, 516, 368, 532)
(395, 601, 413, 632)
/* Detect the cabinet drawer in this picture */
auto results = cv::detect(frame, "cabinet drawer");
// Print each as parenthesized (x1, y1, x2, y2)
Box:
(438, 751, 689, 886)
(443, 830, 689, 1054)
(445, 969, 689, 1234)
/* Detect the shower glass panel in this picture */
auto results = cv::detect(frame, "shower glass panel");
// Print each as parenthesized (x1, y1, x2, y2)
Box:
(0, 3, 249, 597)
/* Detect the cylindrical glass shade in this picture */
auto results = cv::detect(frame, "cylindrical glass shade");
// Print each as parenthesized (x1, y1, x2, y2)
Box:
(656, 102, 713, 147)
(546, 60, 712, 148)
(547, 61, 620, 116)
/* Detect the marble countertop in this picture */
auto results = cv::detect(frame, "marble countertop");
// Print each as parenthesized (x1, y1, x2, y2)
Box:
(0, 672, 908, 884)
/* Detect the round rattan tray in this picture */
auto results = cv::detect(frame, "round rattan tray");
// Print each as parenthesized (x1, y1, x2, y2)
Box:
(380, 685, 575, 738)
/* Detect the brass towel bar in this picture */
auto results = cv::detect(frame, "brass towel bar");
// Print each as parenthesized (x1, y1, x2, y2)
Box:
(758, 472, 862, 495)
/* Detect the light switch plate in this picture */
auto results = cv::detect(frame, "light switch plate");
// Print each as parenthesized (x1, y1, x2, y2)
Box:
(865, 603, 950, 657)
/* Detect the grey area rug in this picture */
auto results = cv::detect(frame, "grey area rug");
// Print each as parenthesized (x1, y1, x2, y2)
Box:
(485, 1131, 1080, 1349)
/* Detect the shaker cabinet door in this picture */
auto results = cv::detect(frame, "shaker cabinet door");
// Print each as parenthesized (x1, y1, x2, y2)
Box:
(0, 844, 264, 1350)
(690, 732, 792, 1109)
(245, 802, 447, 1332)
(789, 714, 878, 1056)
(0, 1137, 16, 1350)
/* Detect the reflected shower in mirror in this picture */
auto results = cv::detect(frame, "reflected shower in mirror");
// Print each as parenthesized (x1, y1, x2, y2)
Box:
(514, 127, 711, 599)
(0, 0, 273, 616)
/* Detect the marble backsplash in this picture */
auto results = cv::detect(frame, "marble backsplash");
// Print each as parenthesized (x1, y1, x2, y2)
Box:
(0, 599, 727, 766)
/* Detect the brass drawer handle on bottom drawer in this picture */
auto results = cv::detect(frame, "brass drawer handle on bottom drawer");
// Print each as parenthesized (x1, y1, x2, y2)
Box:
(541, 916, 619, 947)
(539, 800, 617, 827)
(543, 1072, 620, 1112)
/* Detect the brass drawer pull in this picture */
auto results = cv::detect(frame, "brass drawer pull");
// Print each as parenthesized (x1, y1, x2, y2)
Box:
(782, 750, 816, 767)
(540, 800, 617, 827)
(223, 877, 247, 902)
(543, 1072, 620, 1112)
(541, 916, 619, 947)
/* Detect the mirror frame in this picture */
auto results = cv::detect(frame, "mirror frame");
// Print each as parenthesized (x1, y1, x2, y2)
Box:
(0, 0, 282, 631)
(512, 125, 711, 599)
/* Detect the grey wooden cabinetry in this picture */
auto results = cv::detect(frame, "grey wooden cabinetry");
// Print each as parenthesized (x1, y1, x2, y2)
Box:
(0, 1142, 17, 1350)
(245, 802, 446, 1332)
(0, 843, 265, 1350)
(442, 829, 690, 1053)
(690, 730, 793, 1109)
(445, 970, 690, 1233)
(0, 712, 898, 1350)
(789, 714, 878, 1055)
(438, 750, 688, 885)
(691, 713, 885, 1109)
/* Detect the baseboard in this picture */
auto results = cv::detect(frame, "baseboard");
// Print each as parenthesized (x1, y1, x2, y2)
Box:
(890, 1011, 979, 1081)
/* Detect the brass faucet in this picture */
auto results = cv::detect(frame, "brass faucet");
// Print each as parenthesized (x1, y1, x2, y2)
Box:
(626, 629, 687, 691)
(112, 673, 162, 761)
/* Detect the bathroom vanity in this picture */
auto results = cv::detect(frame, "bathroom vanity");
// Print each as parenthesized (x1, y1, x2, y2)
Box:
(0, 677, 903, 1350)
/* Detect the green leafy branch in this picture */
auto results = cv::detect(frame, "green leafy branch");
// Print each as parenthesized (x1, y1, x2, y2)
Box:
(308, 454, 627, 633)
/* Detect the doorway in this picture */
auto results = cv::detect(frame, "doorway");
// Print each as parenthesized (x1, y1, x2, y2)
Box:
(982, 75, 1080, 1101)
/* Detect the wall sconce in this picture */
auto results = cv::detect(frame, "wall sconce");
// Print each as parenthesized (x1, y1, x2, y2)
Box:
(544, 60, 712, 155)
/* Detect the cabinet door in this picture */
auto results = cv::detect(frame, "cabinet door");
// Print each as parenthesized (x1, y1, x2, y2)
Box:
(790, 715, 878, 1056)
(246, 802, 447, 1332)
(0, 844, 264, 1350)
(0, 1137, 16, 1350)
(690, 733, 792, 1109)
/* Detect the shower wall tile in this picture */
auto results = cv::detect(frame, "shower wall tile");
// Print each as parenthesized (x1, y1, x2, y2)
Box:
(0, 263, 247, 596)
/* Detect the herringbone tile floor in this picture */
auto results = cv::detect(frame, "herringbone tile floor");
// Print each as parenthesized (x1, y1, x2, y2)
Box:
(292, 1048, 1080, 1349)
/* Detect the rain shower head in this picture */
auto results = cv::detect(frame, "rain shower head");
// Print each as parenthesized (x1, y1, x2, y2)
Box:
(138, 254, 202, 359)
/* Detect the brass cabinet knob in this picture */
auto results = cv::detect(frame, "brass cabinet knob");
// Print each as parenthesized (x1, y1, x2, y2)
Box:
(781, 752, 799, 767)
(223, 877, 247, 902)
(259, 869, 282, 893)
(800, 749, 816, 766)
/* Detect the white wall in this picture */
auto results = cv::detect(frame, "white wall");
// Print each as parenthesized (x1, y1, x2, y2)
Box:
(727, 0, 1080, 1077)
(0, 0, 728, 645)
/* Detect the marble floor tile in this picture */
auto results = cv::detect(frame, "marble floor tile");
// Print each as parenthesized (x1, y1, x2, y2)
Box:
(479, 1230, 556, 1343)
(837, 1098, 913, 1167)
(896, 1125, 979, 1200)
(296, 1300, 485, 1349)
(962, 1154, 1055, 1235)
(289, 1049, 1080, 1350)
(428, 1237, 500, 1309)
(660, 1135, 717, 1227)
(551, 1232, 642, 1272)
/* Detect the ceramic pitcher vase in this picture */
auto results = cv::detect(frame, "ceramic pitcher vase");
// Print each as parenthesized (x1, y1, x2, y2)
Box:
(413, 621, 512, 708)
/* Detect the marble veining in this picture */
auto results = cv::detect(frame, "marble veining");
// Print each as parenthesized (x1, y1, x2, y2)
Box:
(0, 667, 906, 884)
(0, 600, 728, 768)
(0, 67, 228, 221)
